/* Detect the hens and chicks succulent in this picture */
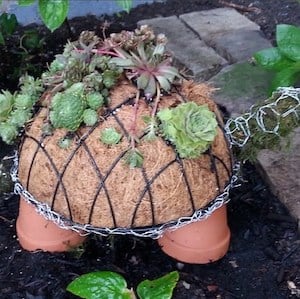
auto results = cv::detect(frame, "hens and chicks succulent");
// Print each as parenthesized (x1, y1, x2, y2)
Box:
(0, 75, 43, 144)
(0, 25, 219, 163)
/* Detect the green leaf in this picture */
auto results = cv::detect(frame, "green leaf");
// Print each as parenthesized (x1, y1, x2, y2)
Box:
(66, 271, 133, 299)
(137, 73, 150, 90)
(18, 0, 36, 6)
(0, 13, 18, 35)
(110, 57, 135, 67)
(137, 271, 179, 299)
(144, 75, 156, 97)
(116, 0, 133, 13)
(270, 67, 300, 93)
(156, 75, 171, 91)
(276, 24, 300, 61)
(124, 149, 144, 168)
(153, 44, 165, 56)
(253, 47, 294, 71)
(38, 0, 69, 32)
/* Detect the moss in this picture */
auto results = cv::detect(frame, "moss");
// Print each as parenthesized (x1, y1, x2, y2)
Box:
(234, 93, 300, 162)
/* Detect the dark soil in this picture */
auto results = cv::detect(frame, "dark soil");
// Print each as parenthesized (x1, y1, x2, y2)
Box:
(1, 0, 300, 298)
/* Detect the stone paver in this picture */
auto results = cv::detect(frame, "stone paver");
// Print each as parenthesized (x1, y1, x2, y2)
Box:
(257, 128, 300, 227)
(180, 8, 260, 42)
(138, 16, 227, 80)
(208, 29, 272, 63)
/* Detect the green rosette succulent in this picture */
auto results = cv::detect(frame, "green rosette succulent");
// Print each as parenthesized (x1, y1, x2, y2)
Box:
(100, 127, 122, 145)
(8, 108, 32, 127)
(157, 102, 218, 158)
(14, 94, 35, 109)
(83, 108, 98, 126)
(50, 83, 86, 131)
(0, 91, 14, 122)
(86, 92, 104, 110)
(57, 137, 72, 149)
(0, 122, 18, 144)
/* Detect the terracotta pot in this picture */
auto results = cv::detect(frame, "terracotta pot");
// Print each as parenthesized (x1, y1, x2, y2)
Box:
(16, 197, 86, 252)
(158, 205, 230, 264)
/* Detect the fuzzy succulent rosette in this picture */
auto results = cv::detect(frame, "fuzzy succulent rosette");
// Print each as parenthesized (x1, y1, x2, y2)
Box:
(8, 26, 233, 235)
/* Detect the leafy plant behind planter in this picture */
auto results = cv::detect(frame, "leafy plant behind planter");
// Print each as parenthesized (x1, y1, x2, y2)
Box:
(254, 24, 300, 94)
(1, 0, 133, 33)
(66, 270, 179, 299)
(0, 12, 18, 45)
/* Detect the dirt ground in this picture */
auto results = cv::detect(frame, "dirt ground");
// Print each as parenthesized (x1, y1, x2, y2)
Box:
(0, 0, 300, 298)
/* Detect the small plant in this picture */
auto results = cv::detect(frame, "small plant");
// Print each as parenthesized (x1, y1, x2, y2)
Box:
(254, 24, 300, 93)
(100, 127, 122, 145)
(66, 270, 179, 299)
(157, 102, 218, 158)
(109, 32, 178, 97)
(0, 74, 43, 144)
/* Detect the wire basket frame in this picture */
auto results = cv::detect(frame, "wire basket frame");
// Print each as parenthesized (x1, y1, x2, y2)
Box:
(11, 86, 239, 239)
(11, 151, 240, 239)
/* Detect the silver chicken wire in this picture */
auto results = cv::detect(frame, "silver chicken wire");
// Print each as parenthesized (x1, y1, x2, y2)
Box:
(225, 87, 300, 148)
(11, 150, 240, 239)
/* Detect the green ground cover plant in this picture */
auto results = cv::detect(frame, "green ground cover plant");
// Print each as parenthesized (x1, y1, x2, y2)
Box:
(67, 270, 179, 299)
(254, 24, 300, 93)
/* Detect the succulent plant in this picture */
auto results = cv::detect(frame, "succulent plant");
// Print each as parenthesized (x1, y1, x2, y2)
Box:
(109, 25, 156, 51)
(100, 127, 122, 145)
(42, 31, 121, 91)
(109, 41, 180, 97)
(8, 108, 32, 127)
(0, 122, 18, 144)
(124, 148, 144, 169)
(83, 108, 98, 126)
(0, 91, 14, 122)
(157, 102, 218, 158)
(143, 115, 158, 141)
(57, 136, 73, 149)
(0, 75, 43, 144)
(19, 74, 43, 98)
(86, 92, 104, 110)
(14, 94, 35, 109)
(50, 83, 86, 131)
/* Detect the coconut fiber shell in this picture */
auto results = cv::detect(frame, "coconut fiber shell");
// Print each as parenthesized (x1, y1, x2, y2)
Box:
(18, 80, 233, 228)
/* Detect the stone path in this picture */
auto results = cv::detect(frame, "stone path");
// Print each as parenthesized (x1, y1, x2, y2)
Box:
(138, 8, 300, 228)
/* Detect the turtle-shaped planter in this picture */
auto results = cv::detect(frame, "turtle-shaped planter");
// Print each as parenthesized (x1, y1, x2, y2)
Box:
(10, 27, 237, 263)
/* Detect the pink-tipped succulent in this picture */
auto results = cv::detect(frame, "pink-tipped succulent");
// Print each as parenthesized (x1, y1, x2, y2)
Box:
(108, 27, 180, 98)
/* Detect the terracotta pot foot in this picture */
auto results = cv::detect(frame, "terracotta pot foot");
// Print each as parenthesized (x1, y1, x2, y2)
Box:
(16, 197, 86, 252)
(158, 205, 230, 264)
